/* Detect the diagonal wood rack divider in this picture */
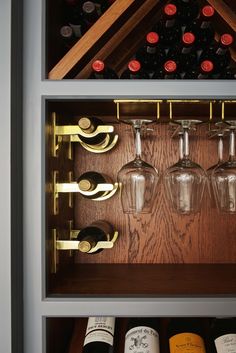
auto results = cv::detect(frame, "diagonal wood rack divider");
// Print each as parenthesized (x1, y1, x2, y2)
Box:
(48, 0, 236, 80)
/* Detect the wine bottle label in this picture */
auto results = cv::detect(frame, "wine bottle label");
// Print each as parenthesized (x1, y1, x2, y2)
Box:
(125, 326, 160, 353)
(84, 317, 115, 346)
(169, 332, 206, 353)
(214, 334, 236, 353)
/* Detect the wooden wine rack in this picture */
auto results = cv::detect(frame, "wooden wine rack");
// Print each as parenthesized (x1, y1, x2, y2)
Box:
(47, 0, 236, 79)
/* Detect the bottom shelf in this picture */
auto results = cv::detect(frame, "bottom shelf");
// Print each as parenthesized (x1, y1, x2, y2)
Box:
(46, 316, 236, 353)
(48, 264, 236, 297)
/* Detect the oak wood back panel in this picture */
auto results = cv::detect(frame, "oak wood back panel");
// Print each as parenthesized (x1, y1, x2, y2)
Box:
(73, 123, 236, 265)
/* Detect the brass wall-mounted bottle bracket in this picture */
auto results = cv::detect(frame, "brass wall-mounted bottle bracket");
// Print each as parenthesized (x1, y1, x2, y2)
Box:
(51, 113, 118, 156)
(51, 226, 119, 273)
(52, 171, 119, 215)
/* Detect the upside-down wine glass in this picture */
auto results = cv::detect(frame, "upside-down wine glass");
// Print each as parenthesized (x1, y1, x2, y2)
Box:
(206, 127, 225, 208)
(117, 119, 160, 214)
(164, 120, 207, 214)
(212, 121, 236, 214)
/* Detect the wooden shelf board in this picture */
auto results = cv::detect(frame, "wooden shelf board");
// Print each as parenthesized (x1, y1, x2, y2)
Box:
(48, 264, 236, 296)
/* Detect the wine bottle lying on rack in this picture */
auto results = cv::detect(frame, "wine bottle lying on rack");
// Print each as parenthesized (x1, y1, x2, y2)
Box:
(124, 318, 160, 353)
(89, 60, 118, 79)
(153, 3, 182, 49)
(77, 220, 114, 253)
(78, 116, 107, 145)
(77, 171, 113, 199)
(59, 25, 76, 49)
(167, 32, 197, 72)
(185, 5, 215, 49)
(153, 60, 181, 79)
(135, 32, 166, 78)
(200, 33, 234, 74)
(183, 59, 214, 79)
(83, 317, 115, 353)
(120, 60, 149, 79)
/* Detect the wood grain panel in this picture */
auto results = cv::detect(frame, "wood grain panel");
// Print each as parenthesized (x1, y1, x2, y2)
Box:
(73, 123, 236, 265)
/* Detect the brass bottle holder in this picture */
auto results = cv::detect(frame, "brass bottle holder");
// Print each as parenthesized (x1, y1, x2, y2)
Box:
(52, 112, 119, 157)
(51, 221, 119, 273)
(52, 171, 119, 215)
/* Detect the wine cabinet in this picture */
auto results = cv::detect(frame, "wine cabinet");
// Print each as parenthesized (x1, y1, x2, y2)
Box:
(10, 0, 236, 352)
(45, 99, 236, 297)
(46, 0, 236, 79)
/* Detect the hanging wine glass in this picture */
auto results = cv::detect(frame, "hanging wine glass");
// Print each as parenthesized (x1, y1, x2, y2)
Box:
(212, 121, 236, 214)
(163, 120, 207, 214)
(117, 119, 160, 214)
(206, 124, 227, 208)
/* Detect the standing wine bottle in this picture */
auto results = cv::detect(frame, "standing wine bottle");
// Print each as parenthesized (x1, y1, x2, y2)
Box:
(78, 171, 113, 199)
(185, 5, 215, 49)
(209, 317, 236, 353)
(135, 32, 166, 78)
(83, 317, 115, 353)
(200, 34, 234, 74)
(89, 60, 118, 79)
(124, 318, 160, 353)
(77, 221, 114, 253)
(183, 60, 214, 79)
(153, 4, 182, 49)
(167, 32, 197, 72)
(168, 318, 207, 353)
(172, 0, 199, 24)
(153, 60, 181, 79)
(120, 60, 149, 79)
(78, 116, 108, 146)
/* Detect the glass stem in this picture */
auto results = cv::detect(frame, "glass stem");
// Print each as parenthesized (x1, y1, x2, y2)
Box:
(183, 129, 189, 159)
(229, 130, 235, 161)
(218, 135, 223, 162)
(179, 133, 184, 160)
(135, 127, 142, 159)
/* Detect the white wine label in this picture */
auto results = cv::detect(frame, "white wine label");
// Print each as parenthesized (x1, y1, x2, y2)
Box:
(84, 330, 114, 346)
(215, 334, 236, 353)
(125, 326, 160, 353)
(84, 317, 115, 346)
